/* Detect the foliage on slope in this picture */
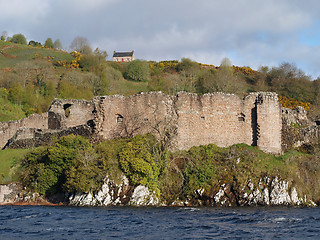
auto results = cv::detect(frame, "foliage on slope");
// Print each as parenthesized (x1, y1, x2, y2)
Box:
(13, 134, 320, 205)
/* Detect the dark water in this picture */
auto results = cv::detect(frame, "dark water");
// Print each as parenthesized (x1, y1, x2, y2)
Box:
(0, 206, 320, 239)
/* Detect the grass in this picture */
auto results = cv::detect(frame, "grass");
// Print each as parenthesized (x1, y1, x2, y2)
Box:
(0, 148, 30, 184)
(0, 98, 25, 122)
(108, 74, 149, 96)
(0, 41, 74, 69)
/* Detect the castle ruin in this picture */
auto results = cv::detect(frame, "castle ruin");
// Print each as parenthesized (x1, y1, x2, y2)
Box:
(0, 92, 283, 154)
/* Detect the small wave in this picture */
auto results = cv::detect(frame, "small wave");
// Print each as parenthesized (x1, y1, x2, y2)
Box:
(177, 207, 200, 212)
(271, 217, 302, 223)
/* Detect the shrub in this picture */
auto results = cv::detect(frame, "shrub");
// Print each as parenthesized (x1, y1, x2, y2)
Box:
(125, 60, 150, 82)
(119, 135, 160, 194)
(20, 135, 93, 195)
(28, 40, 42, 47)
(44, 38, 53, 48)
(78, 54, 99, 71)
(10, 34, 27, 45)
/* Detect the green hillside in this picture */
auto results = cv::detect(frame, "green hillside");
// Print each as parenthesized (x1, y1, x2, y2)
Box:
(0, 41, 74, 69)
(0, 148, 30, 184)
(1, 38, 320, 122)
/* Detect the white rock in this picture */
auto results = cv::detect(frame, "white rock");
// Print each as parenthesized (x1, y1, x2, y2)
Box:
(196, 189, 204, 197)
(290, 188, 301, 205)
(69, 192, 94, 206)
(69, 174, 130, 206)
(129, 185, 159, 206)
(248, 182, 254, 191)
(270, 178, 291, 205)
(262, 188, 270, 205)
(214, 189, 225, 203)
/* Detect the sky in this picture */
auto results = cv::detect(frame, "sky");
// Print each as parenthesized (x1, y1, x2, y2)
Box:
(1, 0, 320, 79)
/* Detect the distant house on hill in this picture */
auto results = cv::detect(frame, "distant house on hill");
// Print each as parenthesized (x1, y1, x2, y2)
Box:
(112, 51, 135, 62)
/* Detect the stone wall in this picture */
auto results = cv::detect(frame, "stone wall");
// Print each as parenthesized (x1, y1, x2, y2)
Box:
(92, 92, 282, 154)
(174, 92, 255, 150)
(93, 92, 177, 144)
(0, 113, 48, 149)
(0, 92, 283, 154)
(48, 99, 95, 130)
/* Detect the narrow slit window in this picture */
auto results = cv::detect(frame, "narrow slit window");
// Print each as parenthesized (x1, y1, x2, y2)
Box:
(116, 114, 124, 123)
(238, 113, 245, 122)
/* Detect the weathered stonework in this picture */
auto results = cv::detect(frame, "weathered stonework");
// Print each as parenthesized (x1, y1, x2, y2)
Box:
(281, 106, 320, 151)
(0, 113, 48, 149)
(1, 92, 284, 154)
(90, 92, 282, 154)
(48, 99, 95, 130)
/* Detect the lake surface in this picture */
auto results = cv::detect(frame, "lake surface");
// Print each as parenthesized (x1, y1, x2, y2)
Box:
(0, 206, 320, 239)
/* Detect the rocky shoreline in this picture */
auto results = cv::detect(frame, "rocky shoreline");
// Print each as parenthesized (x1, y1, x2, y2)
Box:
(1, 175, 317, 207)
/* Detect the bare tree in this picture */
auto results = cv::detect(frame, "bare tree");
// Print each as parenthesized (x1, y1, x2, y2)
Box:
(69, 36, 92, 55)
(113, 113, 147, 139)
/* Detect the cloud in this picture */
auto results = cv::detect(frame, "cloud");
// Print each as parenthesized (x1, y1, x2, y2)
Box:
(0, 0, 49, 25)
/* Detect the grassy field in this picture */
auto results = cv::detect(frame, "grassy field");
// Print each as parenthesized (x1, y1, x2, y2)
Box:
(0, 41, 74, 69)
(0, 148, 30, 184)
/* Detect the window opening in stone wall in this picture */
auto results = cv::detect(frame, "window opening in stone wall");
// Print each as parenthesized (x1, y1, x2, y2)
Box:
(201, 116, 205, 120)
(116, 114, 124, 123)
(238, 113, 245, 122)
(63, 104, 72, 118)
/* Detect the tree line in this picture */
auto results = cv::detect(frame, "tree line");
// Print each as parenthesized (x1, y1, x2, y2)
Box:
(2, 31, 320, 121)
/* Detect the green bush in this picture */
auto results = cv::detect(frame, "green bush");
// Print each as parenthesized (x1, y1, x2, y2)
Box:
(78, 54, 100, 71)
(21, 135, 93, 195)
(10, 34, 27, 45)
(125, 60, 150, 82)
(95, 138, 128, 184)
(44, 38, 53, 48)
(183, 144, 220, 195)
(119, 135, 160, 194)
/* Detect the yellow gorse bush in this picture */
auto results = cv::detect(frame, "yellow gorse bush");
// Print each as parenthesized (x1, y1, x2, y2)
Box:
(233, 66, 257, 75)
(149, 60, 179, 69)
(279, 95, 311, 110)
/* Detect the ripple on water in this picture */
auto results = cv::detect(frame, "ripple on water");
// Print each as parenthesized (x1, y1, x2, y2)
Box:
(0, 206, 320, 239)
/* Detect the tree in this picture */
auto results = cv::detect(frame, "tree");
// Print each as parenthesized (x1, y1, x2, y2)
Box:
(53, 39, 63, 50)
(21, 135, 95, 195)
(70, 36, 92, 55)
(78, 54, 100, 70)
(28, 40, 42, 47)
(10, 34, 27, 45)
(267, 62, 313, 102)
(214, 57, 241, 93)
(94, 48, 108, 64)
(176, 58, 200, 92)
(1, 31, 7, 41)
(125, 60, 150, 82)
(44, 38, 53, 48)
(176, 58, 199, 74)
